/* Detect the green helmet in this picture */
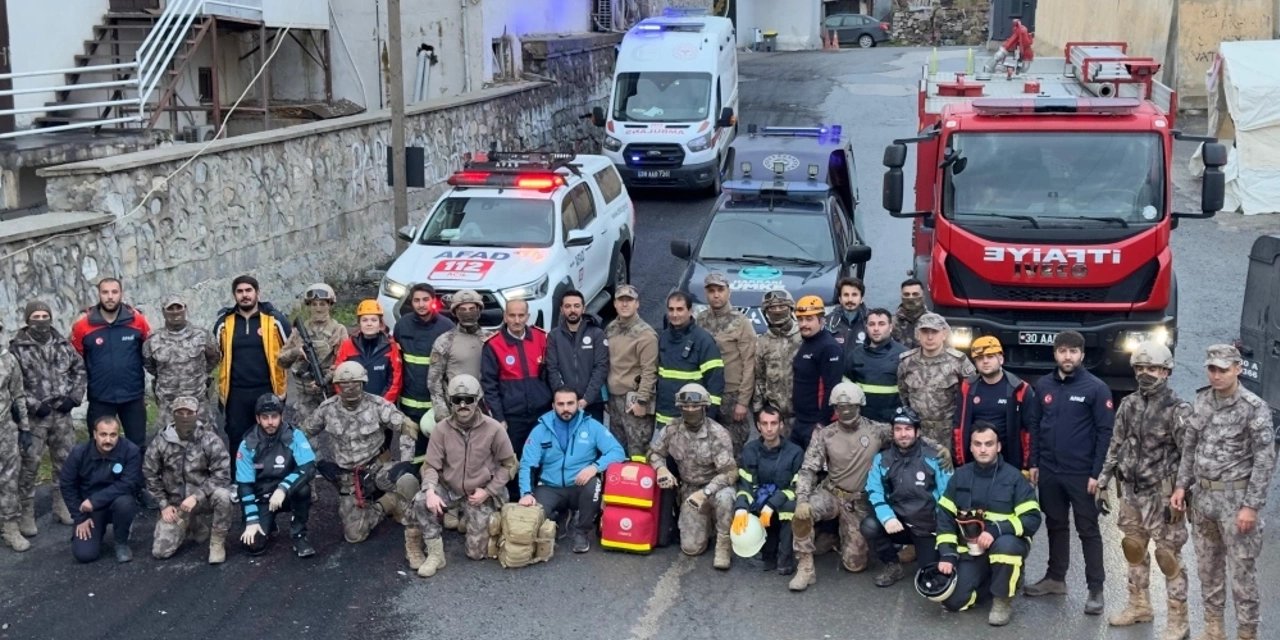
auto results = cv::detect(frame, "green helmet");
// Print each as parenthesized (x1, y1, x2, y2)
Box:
(829, 381, 866, 406)
(1131, 341, 1174, 369)
(333, 361, 369, 383)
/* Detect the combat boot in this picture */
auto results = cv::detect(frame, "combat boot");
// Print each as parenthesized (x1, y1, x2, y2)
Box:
(1194, 613, 1225, 640)
(713, 534, 731, 570)
(418, 538, 446, 578)
(2, 521, 30, 552)
(208, 529, 227, 565)
(874, 561, 905, 587)
(988, 597, 1013, 626)
(897, 545, 916, 564)
(404, 527, 427, 570)
(1108, 588, 1153, 626)
(377, 492, 406, 522)
(1160, 600, 1189, 640)
(443, 508, 460, 531)
(789, 552, 816, 591)
(19, 501, 37, 537)
(51, 498, 73, 525)
(1235, 624, 1257, 640)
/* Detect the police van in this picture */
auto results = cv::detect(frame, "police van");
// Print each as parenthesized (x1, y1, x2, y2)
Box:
(377, 151, 635, 332)
(1237, 234, 1280, 432)
(590, 10, 738, 193)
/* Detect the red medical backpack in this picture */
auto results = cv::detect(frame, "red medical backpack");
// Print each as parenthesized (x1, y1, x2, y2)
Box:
(600, 459, 662, 553)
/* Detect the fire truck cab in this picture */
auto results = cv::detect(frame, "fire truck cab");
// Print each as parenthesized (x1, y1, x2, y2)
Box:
(882, 42, 1228, 390)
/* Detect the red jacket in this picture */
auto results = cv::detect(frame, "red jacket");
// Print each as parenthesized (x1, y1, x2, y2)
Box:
(334, 331, 403, 403)
(70, 304, 151, 403)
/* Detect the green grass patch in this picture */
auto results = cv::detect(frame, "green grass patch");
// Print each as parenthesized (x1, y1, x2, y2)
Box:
(35, 398, 160, 483)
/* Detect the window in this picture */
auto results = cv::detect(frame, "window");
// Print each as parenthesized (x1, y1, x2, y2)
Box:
(593, 167, 623, 203)
(698, 210, 835, 262)
(571, 183, 597, 229)
(830, 198, 850, 247)
(561, 190, 580, 243)
(611, 72, 713, 122)
(418, 197, 554, 248)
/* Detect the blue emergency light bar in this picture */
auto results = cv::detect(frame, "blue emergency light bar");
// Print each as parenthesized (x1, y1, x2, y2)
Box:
(662, 7, 708, 16)
(746, 124, 844, 144)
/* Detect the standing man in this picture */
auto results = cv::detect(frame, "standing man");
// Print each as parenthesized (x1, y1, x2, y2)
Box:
(753, 289, 801, 426)
(733, 406, 804, 575)
(897, 312, 975, 447)
(655, 291, 724, 430)
(1096, 343, 1192, 638)
(547, 289, 609, 423)
(826, 276, 868, 360)
(60, 417, 142, 563)
(144, 397, 233, 564)
(891, 278, 928, 349)
(70, 278, 151, 458)
(697, 273, 756, 456)
(604, 284, 657, 456)
(236, 394, 317, 558)
(649, 383, 738, 570)
(427, 290, 493, 423)
(393, 283, 454, 459)
(1024, 330, 1113, 616)
(276, 283, 346, 427)
(143, 294, 220, 428)
(791, 295, 844, 450)
(335, 299, 404, 403)
(845, 308, 908, 424)
(0, 321, 30, 552)
(214, 275, 291, 456)
(952, 336, 1038, 469)
(481, 298, 552, 500)
(12, 301, 85, 531)
(1171, 344, 1276, 640)
(518, 387, 625, 553)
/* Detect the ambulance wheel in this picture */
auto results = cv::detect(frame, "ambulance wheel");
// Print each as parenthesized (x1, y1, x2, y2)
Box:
(706, 158, 723, 197)
(858, 34, 875, 49)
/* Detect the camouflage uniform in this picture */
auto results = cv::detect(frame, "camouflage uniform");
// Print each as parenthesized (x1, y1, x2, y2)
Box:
(753, 321, 801, 423)
(897, 348, 975, 446)
(144, 423, 234, 558)
(793, 417, 895, 572)
(277, 318, 347, 426)
(697, 305, 756, 456)
(0, 347, 27, 527)
(1097, 383, 1192, 610)
(11, 324, 85, 525)
(648, 417, 737, 555)
(1175, 352, 1276, 637)
(604, 312, 658, 457)
(427, 328, 493, 421)
(304, 392, 415, 543)
(891, 305, 925, 350)
(143, 322, 220, 427)
(410, 485, 503, 560)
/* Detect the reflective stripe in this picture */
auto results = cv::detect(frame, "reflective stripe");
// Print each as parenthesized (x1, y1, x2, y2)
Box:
(656, 414, 673, 425)
(778, 513, 793, 521)
(856, 382, 899, 394)
(938, 496, 957, 514)
(936, 533, 958, 547)
(603, 495, 654, 508)
(601, 539, 653, 552)
(700, 359, 724, 373)
(401, 397, 432, 409)
(708, 394, 722, 406)
(738, 469, 754, 482)
(960, 591, 977, 611)
(1013, 500, 1039, 516)
(782, 489, 796, 500)
(736, 491, 753, 501)
(658, 368, 703, 381)
(987, 512, 1023, 537)
(989, 553, 1023, 598)
(404, 353, 431, 365)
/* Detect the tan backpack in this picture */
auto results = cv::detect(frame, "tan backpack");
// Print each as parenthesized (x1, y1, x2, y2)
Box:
(496, 503, 557, 568)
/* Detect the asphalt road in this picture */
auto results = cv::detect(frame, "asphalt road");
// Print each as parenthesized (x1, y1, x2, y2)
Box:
(3, 47, 1280, 640)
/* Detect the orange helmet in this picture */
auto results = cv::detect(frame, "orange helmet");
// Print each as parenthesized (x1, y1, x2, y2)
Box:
(355, 299, 385, 318)
(795, 295, 826, 317)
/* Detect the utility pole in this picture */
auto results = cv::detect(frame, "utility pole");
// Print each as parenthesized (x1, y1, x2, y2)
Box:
(388, 0, 409, 250)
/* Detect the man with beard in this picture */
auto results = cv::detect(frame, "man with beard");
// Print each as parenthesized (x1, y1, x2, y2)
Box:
(70, 278, 151, 459)
(0, 319, 30, 552)
(428, 290, 494, 423)
(1096, 342, 1192, 638)
(481, 298, 552, 501)
(697, 273, 756, 457)
(891, 278, 927, 349)
(409, 374, 516, 577)
(144, 397, 233, 564)
(60, 416, 143, 563)
(649, 383, 737, 570)
(214, 275, 291, 456)
(547, 290, 609, 423)
(304, 362, 419, 548)
(845, 308, 907, 424)
(753, 289, 801, 426)
(826, 277, 868, 360)
(897, 313, 975, 447)
(655, 292, 724, 430)
(236, 393, 318, 558)
(733, 406, 803, 575)
(12, 300, 86, 532)
(790, 295, 843, 450)
(278, 284, 347, 425)
(143, 294, 220, 428)
(604, 284, 657, 456)
(1024, 330, 1113, 616)
(393, 283, 454, 458)
(953, 336, 1038, 470)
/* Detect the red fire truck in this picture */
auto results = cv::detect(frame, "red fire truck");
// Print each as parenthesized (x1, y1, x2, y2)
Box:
(882, 42, 1227, 390)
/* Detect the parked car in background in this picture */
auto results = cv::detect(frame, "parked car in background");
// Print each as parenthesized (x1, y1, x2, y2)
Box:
(822, 13, 890, 48)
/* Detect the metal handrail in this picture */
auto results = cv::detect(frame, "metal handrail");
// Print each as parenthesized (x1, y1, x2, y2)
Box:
(137, 0, 204, 106)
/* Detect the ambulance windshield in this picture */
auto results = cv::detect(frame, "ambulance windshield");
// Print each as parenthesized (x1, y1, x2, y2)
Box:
(419, 197, 554, 248)
(612, 72, 713, 122)
(943, 132, 1165, 227)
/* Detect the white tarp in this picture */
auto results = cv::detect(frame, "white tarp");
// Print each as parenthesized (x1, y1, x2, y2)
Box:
(1206, 40, 1280, 215)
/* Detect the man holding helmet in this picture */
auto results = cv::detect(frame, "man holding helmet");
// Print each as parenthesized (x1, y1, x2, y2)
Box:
(752, 289, 801, 426)
(932, 422, 1041, 626)
(427, 290, 495, 423)
(648, 382, 737, 570)
(236, 393, 317, 558)
(732, 406, 804, 575)
(1096, 341, 1192, 638)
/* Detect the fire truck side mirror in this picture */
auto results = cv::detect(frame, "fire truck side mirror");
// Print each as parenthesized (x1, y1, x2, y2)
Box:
(1196, 142, 1227, 215)
(882, 143, 908, 215)
(1202, 142, 1228, 168)
(884, 143, 907, 169)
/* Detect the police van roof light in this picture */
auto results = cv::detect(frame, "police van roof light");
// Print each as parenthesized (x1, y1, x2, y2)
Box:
(740, 161, 752, 177)
(807, 164, 820, 179)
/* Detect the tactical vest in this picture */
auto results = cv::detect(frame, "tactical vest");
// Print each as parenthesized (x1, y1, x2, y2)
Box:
(879, 441, 939, 533)
(244, 426, 298, 496)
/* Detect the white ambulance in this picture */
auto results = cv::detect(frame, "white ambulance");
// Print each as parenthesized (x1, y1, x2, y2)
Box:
(591, 12, 739, 193)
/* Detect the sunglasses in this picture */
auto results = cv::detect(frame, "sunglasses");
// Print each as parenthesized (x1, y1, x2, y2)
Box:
(449, 395, 478, 406)
(676, 393, 707, 404)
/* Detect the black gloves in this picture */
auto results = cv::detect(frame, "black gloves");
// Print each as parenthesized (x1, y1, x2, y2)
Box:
(19, 430, 33, 454)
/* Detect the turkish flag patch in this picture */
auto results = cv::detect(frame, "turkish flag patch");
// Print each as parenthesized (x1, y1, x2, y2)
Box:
(1105, 399, 1114, 410)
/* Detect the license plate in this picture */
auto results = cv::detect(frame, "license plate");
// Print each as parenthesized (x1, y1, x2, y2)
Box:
(637, 170, 671, 178)
(1018, 331, 1058, 346)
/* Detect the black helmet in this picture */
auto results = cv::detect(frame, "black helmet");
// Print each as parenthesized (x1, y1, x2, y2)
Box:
(892, 405, 922, 428)
(915, 562, 958, 603)
(255, 393, 285, 416)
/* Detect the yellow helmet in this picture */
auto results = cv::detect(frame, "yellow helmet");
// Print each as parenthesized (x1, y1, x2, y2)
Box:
(795, 295, 826, 317)
(355, 299, 385, 318)
(970, 336, 1003, 358)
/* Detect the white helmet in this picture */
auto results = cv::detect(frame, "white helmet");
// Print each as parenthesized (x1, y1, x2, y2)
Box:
(419, 408, 437, 436)
(730, 513, 767, 558)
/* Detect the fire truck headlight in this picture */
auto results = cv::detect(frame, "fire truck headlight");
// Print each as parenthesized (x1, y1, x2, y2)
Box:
(949, 326, 974, 351)
(1120, 326, 1173, 352)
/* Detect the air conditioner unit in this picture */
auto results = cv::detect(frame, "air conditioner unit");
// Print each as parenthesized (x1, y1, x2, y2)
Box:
(181, 125, 217, 143)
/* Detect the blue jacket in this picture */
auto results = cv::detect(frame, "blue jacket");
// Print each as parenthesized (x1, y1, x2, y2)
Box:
(60, 438, 143, 524)
(519, 410, 625, 495)
(236, 424, 317, 523)
(867, 439, 950, 533)
(792, 329, 844, 425)
(1032, 368, 1115, 477)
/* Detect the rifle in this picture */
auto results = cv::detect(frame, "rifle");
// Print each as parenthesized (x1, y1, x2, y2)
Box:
(294, 317, 330, 398)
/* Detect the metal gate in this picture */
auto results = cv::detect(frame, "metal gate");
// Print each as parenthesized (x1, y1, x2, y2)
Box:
(990, 0, 1037, 41)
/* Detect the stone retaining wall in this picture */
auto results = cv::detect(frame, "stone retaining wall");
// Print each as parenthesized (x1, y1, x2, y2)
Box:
(891, 0, 991, 47)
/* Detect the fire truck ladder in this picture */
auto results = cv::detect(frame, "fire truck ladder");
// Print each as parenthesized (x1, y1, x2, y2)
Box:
(1063, 42, 1163, 100)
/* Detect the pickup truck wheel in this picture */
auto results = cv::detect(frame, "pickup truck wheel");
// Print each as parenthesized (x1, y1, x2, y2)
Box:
(608, 251, 630, 298)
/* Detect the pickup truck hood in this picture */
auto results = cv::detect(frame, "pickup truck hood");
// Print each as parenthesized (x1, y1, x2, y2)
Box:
(386, 245, 552, 291)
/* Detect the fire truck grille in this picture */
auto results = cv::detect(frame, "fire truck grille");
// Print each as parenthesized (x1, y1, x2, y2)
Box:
(989, 286, 1108, 303)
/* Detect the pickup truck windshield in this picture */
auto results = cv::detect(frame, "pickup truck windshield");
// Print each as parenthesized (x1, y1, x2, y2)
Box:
(943, 132, 1165, 227)
(418, 197, 554, 248)
(612, 72, 713, 123)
